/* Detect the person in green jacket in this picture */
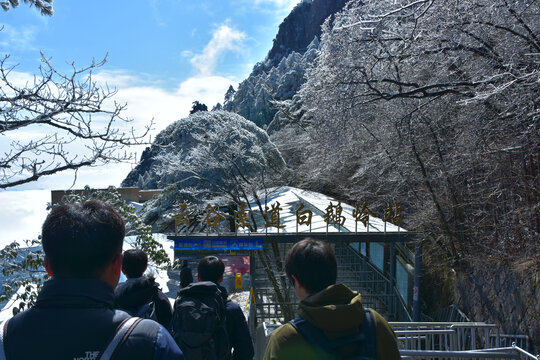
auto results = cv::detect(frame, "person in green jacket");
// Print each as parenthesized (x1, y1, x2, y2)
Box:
(264, 238, 401, 360)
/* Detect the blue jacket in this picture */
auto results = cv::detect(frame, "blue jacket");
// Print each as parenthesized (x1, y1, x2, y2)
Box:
(2, 278, 183, 360)
(218, 285, 254, 360)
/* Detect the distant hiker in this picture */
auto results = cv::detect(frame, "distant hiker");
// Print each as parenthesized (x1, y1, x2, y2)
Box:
(172, 255, 255, 360)
(264, 238, 400, 360)
(0, 200, 183, 359)
(115, 249, 173, 329)
(179, 259, 194, 288)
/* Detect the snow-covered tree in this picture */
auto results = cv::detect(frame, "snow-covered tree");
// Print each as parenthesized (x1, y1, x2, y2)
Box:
(124, 111, 288, 228)
(291, 0, 539, 334)
(1, 0, 53, 16)
(223, 38, 320, 128)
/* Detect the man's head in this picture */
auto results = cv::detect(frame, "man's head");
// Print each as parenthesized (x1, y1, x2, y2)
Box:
(197, 256, 225, 284)
(122, 249, 148, 279)
(285, 238, 337, 299)
(181, 259, 188, 267)
(42, 200, 125, 283)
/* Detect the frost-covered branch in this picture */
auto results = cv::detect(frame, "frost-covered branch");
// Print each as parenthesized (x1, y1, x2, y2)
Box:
(0, 54, 152, 189)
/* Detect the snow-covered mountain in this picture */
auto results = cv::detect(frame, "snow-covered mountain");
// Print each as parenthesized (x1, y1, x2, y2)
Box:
(221, 0, 347, 129)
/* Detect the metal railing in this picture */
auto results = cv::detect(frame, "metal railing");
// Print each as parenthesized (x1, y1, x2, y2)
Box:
(400, 344, 539, 360)
(491, 335, 532, 352)
(254, 318, 539, 360)
(391, 322, 500, 351)
(390, 321, 539, 359)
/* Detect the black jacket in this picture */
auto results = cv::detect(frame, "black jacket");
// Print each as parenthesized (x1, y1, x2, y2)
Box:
(115, 276, 173, 329)
(179, 265, 193, 288)
(217, 285, 255, 360)
(2, 278, 182, 360)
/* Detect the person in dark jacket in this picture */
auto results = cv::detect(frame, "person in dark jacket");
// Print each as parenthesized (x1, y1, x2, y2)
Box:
(196, 256, 255, 360)
(0, 200, 183, 360)
(179, 259, 194, 288)
(115, 249, 173, 329)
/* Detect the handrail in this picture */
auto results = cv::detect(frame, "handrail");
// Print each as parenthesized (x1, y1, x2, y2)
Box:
(400, 348, 520, 359)
(512, 343, 540, 360)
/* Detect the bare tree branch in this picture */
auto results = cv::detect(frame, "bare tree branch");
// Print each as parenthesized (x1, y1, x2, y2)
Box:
(0, 53, 152, 189)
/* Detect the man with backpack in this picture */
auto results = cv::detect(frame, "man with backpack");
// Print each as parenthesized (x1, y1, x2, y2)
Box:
(0, 200, 183, 359)
(179, 259, 194, 288)
(115, 249, 173, 328)
(264, 238, 400, 360)
(171, 256, 255, 360)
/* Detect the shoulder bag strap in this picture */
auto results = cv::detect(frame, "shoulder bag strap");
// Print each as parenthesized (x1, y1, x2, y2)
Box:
(0, 319, 10, 360)
(98, 317, 142, 360)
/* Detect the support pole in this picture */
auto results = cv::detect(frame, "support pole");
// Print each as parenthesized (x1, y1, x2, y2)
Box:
(389, 242, 396, 319)
(413, 241, 423, 322)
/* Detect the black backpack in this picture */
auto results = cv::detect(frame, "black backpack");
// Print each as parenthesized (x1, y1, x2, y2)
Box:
(118, 285, 159, 323)
(171, 281, 230, 360)
(290, 309, 377, 360)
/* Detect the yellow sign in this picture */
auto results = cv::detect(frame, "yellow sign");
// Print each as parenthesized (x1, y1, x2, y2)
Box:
(235, 273, 243, 290)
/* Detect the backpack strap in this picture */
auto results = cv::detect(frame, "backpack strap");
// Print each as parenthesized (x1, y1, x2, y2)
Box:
(98, 317, 143, 360)
(290, 309, 377, 359)
(360, 309, 376, 358)
(0, 319, 9, 360)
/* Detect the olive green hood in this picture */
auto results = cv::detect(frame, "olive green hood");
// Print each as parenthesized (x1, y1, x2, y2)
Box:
(297, 283, 365, 334)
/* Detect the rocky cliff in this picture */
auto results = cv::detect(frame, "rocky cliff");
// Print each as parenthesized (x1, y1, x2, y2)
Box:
(264, 0, 348, 69)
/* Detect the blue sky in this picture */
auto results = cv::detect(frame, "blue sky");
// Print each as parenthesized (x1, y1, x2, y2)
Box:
(0, 0, 302, 243)
(1, 0, 298, 87)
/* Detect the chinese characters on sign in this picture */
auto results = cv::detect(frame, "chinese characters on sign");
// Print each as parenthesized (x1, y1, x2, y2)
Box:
(234, 202, 252, 230)
(264, 201, 285, 229)
(296, 203, 313, 226)
(352, 202, 375, 227)
(323, 202, 346, 227)
(172, 199, 403, 233)
(204, 204, 226, 228)
(383, 201, 403, 225)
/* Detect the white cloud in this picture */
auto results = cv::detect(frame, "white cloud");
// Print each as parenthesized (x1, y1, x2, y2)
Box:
(0, 25, 38, 51)
(0, 69, 36, 90)
(181, 50, 194, 58)
(0, 189, 50, 248)
(92, 75, 236, 135)
(190, 24, 247, 76)
(91, 70, 146, 88)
